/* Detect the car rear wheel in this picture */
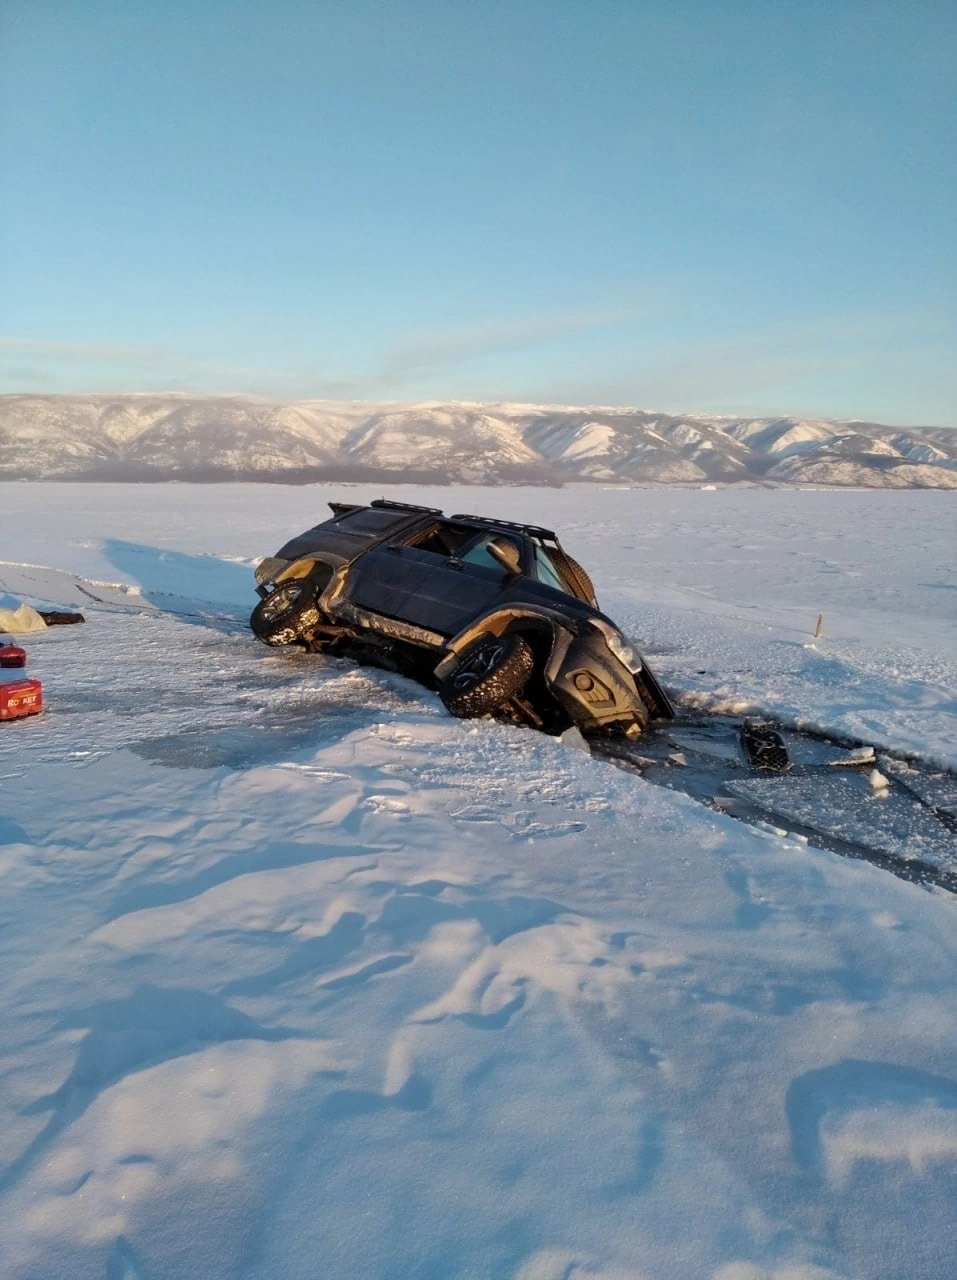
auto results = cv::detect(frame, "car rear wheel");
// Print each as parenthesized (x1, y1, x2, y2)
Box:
(439, 633, 534, 719)
(250, 567, 329, 647)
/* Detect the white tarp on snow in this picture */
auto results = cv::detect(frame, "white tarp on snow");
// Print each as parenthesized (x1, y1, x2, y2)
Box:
(0, 600, 46, 634)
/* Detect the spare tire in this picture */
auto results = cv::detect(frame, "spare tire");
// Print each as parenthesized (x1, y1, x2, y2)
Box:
(439, 633, 534, 719)
(549, 548, 596, 604)
(250, 566, 330, 647)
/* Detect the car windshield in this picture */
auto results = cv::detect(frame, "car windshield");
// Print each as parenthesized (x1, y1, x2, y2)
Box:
(531, 545, 570, 594)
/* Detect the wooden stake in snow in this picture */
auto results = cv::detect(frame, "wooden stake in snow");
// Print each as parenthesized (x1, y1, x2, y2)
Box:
(814, 613, 824, 639)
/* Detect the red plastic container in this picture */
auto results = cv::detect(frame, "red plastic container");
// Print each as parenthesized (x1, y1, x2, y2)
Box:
(0, 643, 27, 668)
(0, 677, 43, 720)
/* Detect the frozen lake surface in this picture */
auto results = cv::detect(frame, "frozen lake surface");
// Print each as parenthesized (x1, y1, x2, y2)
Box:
(1, 483, 955, 1280)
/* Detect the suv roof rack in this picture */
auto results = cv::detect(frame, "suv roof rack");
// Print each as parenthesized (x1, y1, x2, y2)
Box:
(450, 513, 558, 542)
(371, 498, 444, 516)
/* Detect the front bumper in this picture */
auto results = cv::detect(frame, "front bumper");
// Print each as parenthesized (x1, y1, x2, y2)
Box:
(546, 630, 647, 732)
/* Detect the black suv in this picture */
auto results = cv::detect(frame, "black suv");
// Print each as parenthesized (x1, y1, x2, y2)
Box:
(251, 499, 674, 738)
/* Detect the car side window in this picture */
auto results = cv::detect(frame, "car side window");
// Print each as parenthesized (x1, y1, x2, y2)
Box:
(532, 546, 569, 593)
(403, 523, 476, 557)
(460, 535, 522, 573)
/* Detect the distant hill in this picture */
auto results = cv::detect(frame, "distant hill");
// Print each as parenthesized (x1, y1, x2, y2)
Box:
(1, 393, 955, 488)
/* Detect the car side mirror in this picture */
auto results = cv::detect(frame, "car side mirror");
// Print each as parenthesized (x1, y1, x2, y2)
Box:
(486, 537, 522, 576)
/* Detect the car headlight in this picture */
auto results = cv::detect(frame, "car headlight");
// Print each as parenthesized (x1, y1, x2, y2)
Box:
(599, 626, 642, 674)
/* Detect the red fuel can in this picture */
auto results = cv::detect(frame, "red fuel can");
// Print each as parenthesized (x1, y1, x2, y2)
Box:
(0, 644, 27, 668)
(0, 678, 43, 720)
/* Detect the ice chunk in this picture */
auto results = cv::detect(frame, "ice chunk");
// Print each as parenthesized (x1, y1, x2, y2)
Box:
(559, 725, 590, 753)
(829, 745, 876, 767)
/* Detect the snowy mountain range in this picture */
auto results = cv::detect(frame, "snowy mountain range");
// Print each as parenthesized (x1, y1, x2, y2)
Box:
(2, 393, 956, 487)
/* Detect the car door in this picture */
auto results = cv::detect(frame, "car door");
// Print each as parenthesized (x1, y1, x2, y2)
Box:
(394, 533, 520, 636)
(343, 543, 440, 621)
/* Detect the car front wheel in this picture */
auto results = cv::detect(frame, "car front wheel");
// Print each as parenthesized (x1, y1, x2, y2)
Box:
(249, 567, 328, 647)
(439, 633, 534, 719)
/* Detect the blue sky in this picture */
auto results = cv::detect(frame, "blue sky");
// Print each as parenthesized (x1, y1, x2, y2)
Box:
(2, 0, 954, 424)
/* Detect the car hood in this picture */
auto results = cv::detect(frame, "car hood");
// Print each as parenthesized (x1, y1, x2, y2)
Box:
(496, 576, 620, 632)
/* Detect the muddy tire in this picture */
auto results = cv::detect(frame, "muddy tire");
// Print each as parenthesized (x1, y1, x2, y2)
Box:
(250, 567, 329, 647)
(550, 548, 596, 603)
(440, 633, 535, 719)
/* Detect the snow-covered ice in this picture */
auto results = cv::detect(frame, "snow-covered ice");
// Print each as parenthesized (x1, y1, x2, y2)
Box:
(0, 483, 955, 1280)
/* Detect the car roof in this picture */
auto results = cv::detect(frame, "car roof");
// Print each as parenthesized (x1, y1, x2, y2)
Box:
(352, 498, 559, 543)
(448, 513, 559, 543)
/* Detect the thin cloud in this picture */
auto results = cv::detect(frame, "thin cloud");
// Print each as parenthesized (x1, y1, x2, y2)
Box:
(531, 305, 956, 423)
(0, 309, 638, 400)
(0, 336, 318, 390)
(373, 309, 636, 384)
(5, 303, 948, 423)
